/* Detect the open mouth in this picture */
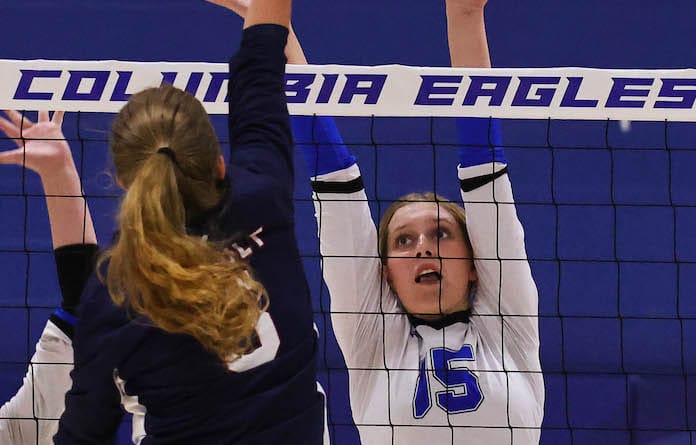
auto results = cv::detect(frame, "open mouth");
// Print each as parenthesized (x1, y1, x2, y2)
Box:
(415, 270, 442, 284)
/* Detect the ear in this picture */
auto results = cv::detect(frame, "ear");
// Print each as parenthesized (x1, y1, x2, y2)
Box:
(217, 155, 226, 180)
(382, 262, 392, 286)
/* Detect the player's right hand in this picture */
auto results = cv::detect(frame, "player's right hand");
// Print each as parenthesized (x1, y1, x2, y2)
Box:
(0, 110, 72, 178)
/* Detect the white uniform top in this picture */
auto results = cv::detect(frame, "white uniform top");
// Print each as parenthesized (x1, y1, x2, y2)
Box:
(312, 162, 544, 445)
(0, 321, 73, 445)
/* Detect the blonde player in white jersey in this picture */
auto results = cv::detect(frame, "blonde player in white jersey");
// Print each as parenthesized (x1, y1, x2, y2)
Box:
(150, 1, 543, 443)
(0, 110, 97, 444)
(298, 0, 545, 443)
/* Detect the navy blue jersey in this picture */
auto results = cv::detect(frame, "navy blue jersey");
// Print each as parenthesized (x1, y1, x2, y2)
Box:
(54, 24, 324, 445)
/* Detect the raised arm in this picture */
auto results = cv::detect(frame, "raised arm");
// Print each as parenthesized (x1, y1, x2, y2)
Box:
(447, 0, 501, 167)
(0, 110, 98, 328)
(0, 110, 97, 445)
(243, 0, 290, 28)
(212, 1, 402, 372)
(283, 35, 402, 370)
(445, 0, 491, 68)
(446, 0, 540, 362)
(0, 111, 96, 249)
(207, 0, 307, 64)
(219, 0, 296, 198)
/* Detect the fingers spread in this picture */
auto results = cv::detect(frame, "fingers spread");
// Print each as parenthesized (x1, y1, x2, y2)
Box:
(3, 110, 34, 134)
(52, 111, 65, 127)
(0, 115, 19, 138)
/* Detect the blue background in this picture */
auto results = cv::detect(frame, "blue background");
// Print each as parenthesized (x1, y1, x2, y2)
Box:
(1, 1, 696, 444)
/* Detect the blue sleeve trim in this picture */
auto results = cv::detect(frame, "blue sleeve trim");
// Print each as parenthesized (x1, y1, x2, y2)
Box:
(53, 307, 78, 327)
(292, 116, 356, 176)
(456, 117, 508, 168)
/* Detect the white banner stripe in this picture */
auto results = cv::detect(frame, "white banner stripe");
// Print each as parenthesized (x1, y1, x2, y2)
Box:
(1, 59, 695, 121)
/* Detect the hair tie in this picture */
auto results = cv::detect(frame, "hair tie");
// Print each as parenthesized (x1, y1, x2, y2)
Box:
(157, 146, 179, 168)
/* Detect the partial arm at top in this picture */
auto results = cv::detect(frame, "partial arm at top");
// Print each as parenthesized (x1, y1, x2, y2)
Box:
(207, 0, 353, 178)
(445, 1, 506, 170)
(207, 0, 306, 63)
(243, 0, 291, 29)
(226, 22, 292, 188)
(445, 0, 491, 68)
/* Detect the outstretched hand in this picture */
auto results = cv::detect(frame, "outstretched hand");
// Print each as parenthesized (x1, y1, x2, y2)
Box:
(206, 0, 250, 17)
(0, 110, 72, 177)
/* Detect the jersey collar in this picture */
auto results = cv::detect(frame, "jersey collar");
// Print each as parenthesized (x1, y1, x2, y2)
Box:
(408, 309, 472, 330)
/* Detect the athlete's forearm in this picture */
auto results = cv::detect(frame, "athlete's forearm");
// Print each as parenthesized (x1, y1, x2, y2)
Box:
(446, 2, 491, 68)
(41, 161, 97, 249)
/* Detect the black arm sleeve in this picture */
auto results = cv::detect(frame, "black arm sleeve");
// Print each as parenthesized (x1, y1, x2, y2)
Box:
(55, 243, 99, 312)
(49, 244, 100, 337)
(227, 24, 292, 183)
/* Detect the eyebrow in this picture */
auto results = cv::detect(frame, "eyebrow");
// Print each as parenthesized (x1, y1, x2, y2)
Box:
(391, 217, 457, 234)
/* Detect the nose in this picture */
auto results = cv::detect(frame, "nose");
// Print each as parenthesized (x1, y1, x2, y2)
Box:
(415, 234, 434, 258)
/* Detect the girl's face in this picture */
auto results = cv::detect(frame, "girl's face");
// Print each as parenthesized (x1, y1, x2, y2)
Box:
(383, 202, 476, 320)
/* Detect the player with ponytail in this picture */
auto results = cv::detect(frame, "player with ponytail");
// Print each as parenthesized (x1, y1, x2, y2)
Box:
(53, 0, 326, 443)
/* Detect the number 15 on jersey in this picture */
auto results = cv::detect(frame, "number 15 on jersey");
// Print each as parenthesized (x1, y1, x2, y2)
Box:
(413, 344, 484, 418)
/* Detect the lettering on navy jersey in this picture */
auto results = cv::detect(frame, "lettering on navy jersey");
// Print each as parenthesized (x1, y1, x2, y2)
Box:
(224, 226, 265, 260)
(215, 226, 282, 373)
(228, 312, 280, 373)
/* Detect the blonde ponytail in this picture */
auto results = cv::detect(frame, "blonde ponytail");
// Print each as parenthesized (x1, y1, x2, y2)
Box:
(100, 85, 268, 362)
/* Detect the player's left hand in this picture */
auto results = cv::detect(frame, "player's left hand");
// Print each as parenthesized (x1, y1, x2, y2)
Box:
(0, 110, 72, 178)
(206, 0, 250, 17)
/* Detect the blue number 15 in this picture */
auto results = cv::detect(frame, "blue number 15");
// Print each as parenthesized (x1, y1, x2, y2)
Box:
(413, 344, 484, 418)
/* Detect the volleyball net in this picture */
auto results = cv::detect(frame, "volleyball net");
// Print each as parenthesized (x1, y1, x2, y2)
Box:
(1, 60, 696, 445)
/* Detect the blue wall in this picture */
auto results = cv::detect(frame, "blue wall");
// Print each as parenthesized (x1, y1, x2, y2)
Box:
(1, 1, 696, 444)
(3, 1, 696, 68)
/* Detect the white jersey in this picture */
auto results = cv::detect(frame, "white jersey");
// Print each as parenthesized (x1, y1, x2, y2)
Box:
(0, 321, 73, 445)
(312, 162, 544, 445)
